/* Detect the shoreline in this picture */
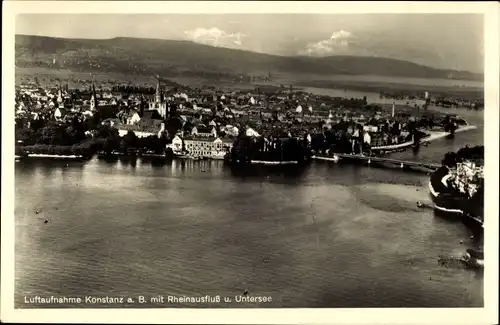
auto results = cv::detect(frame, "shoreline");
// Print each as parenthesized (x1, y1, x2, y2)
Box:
(20, 154, 85, 159)
(359, 125, 477, 152)
(250, 160, 299, 165)
(429, 166, 483, 230)
(17, 125, 477, 164)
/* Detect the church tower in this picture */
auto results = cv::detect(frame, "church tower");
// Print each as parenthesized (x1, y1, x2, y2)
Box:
(155, 77, 162, 104)
(90, 80, 97, 111)
(57, 85, 64, 107)
(153, 76, 168, 118)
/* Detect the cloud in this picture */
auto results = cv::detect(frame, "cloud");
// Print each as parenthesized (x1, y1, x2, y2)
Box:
(184, 27, 245, 48)
(299, 30, 353, 56)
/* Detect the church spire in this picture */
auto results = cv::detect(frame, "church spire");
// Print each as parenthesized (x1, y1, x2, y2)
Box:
(57, 85, 63, 103)
(155, 75, 162, 103)
(57, 84, 64, 108)
(90, 76, 97, 110)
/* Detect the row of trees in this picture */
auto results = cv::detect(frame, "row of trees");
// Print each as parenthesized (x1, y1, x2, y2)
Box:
(442, 115, 458, 134)
(96, 125, 169, 155)
(16, 116, 88, 146)
(111, 85, 156, 95)
(229, 133, 311, 163)
(435, 99, 484, 110)
(309, 130, 354, 155)
(19, 141, 97, 157)
(441, 145, 484, 167)
(16, 115, 171, 156)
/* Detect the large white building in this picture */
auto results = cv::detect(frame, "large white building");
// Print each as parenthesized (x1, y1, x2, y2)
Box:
(171, 135, 233, 158)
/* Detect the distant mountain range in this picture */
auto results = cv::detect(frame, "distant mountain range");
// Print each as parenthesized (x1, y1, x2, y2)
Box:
(15, 35, 483, 81)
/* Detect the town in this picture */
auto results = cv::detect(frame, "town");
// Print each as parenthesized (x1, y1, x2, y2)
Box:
(14, 75, 481, 163)
(11, 10, 490, 314)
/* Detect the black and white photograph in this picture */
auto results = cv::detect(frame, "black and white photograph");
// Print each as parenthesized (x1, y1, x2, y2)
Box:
(2, 1, 498, 324)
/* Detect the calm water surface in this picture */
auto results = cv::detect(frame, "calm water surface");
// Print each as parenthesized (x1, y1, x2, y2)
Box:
(15, 113, 484, 308)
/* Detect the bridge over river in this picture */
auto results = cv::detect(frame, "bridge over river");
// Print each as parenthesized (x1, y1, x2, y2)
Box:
(313, 154, 441, 172)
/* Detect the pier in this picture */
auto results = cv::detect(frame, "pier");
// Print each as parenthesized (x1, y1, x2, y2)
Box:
(313, 154, 441, 171)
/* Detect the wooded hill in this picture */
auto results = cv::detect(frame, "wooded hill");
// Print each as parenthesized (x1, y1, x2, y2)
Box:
(16, 35, 483, 81)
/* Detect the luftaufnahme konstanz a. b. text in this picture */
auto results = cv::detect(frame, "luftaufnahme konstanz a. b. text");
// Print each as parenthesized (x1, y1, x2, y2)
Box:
(24, 296, 127, 304)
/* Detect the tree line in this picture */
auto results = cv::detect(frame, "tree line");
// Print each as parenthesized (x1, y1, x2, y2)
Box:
(15, 113, 172, 157)
(98, 125, 169, 155)
(229, 132, 310, 164)
(441, 145, 484, 167)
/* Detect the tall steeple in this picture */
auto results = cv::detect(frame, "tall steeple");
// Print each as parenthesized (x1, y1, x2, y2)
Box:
(57, 84, 64, 108)
(90, 76, 97, 111)
(155, 76, 162, 103)
(57, 85, 63, 104)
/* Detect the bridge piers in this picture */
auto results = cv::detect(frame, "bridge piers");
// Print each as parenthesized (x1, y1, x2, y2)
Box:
(314, 154, 441, 172)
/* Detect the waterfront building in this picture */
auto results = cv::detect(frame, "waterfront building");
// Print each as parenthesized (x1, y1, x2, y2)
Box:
(178, 136, 233, 157)
(192, 126, 217, 138)
(452, 161, 484, 198)
(118, 121, 165, 138)
(171, 135, 183, 152)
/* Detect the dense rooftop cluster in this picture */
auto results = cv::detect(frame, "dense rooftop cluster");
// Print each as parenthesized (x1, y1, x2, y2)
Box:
(15, 76, 465, 159)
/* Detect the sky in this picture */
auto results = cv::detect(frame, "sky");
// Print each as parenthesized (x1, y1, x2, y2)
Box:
(16, 14, 484, 73)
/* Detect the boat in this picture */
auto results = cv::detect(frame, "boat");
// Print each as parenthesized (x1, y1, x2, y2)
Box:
(312, 154, 340, 163)
(210, 154, 226, 160)
(250, 160, 299, 165)
(140, 150, 166, 158)
(173, 151, 189, 159)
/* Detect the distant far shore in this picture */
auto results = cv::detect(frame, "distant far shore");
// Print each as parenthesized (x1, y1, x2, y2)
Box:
(15, 67, 482, 100)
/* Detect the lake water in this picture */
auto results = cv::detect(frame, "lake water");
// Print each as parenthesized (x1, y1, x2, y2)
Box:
(304, 74, 484, 88)
(14, 113, 484, 308)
